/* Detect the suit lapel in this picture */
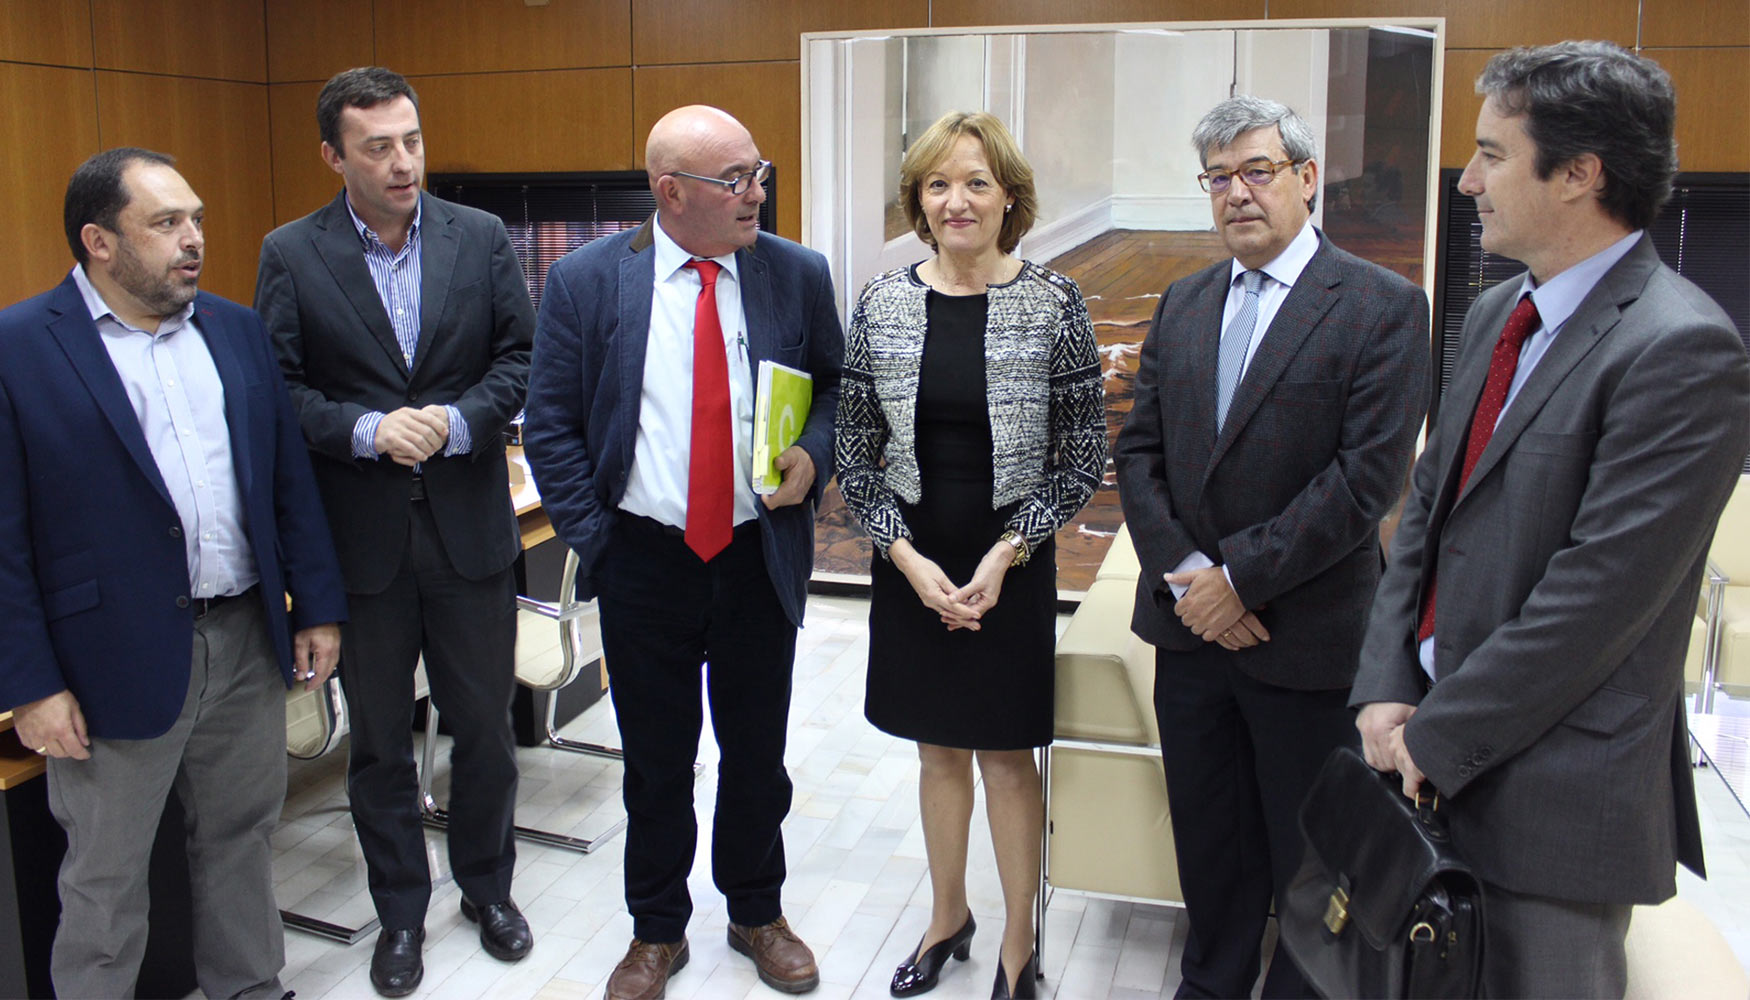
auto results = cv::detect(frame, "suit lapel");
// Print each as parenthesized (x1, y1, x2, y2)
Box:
(43, 278, 173, 505)
(617, 223, 657, 463)
(193, 297, 253, 497)
(412, 196, 459, 379)
(1453, 239, 1657, 506)
(1208, 242, 1340, 470)
(311, 193, 406, 373)
(1183, 270, 1227, 464)
(739, 241, 773, 372)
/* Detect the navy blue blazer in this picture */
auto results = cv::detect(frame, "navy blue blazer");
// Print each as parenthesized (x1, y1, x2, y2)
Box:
(0, 275, 349, 740)
(523, 221, 844, 627)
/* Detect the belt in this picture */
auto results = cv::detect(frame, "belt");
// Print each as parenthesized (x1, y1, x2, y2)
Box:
(193, 585, 257, 620)
(619, 512, 759, 542)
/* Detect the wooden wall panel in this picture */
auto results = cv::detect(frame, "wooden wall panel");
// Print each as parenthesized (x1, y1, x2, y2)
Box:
(1653, 48, 1750, 172)
(0, 63, 100, 306)
(265, 0, 374, 83)
(415, 69, 635, 174)
(90, 0, 267, 83)
(634, 62, 802, 241)
(373, 0, 630, 76)
(1266, 0, 1636, 50)
(929, 0, 1264, 27)
(1439, 49, 1492, 168)
(0, 0, 93, 68)
(631, 0, 929, 66)
(95, 72, 275, 302)
(1642, 0, 1750, 48)
(268, 81, 334, 226)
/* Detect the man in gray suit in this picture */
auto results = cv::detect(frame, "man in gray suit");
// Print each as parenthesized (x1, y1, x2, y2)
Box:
(1354, 41, 1750, 998)
(1115, 97, 1430, 998)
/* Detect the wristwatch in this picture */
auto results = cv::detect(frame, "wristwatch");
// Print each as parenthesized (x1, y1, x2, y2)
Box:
(999, 529, 1031, 567)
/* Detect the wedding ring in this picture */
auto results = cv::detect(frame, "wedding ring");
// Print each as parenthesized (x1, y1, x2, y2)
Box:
(1223, 629, 1234, 638)
(33, 746, 47, 755)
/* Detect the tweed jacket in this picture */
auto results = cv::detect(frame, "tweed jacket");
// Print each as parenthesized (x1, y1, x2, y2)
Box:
(835, 261, 1105, 557)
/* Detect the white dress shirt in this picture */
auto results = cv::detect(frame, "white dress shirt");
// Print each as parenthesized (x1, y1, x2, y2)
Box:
(618, 217, 758, 529)
(1418, 229, 1646, 678)
(72, 265, 257, 598)
(1169, 221, 1323, 599)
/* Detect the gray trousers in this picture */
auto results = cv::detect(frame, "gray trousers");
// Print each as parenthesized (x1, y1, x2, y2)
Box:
(46, 596, 288, 1000)
(1482, 880, 1633, 999)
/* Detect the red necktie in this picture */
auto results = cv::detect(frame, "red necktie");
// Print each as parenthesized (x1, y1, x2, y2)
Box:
(684, 259, 733, 562)
(1418, 294, 1541, 642)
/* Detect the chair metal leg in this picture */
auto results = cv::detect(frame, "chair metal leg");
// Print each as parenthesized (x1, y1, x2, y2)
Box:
(540, 659, 703, 779)
(280, 910, 380, 946)
(418, 700, 637, 854)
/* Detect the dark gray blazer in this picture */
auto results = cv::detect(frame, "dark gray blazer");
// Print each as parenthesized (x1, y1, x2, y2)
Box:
(255, 192, 534, 594)
(1116, 232, 1431, 690)
(522, 220, 844, 628)
(1352, 234, 1750, 904)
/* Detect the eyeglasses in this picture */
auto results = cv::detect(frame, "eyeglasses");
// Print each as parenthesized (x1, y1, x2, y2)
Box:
(1198, 158, 1301, 195)
(670, 159, 772, 196)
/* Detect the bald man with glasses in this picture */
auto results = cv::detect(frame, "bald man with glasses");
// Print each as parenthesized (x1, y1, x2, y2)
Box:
(524, 105, 842, 1000)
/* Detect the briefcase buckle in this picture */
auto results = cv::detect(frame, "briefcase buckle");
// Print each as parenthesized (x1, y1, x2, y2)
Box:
(1323, 886, 1350, 935)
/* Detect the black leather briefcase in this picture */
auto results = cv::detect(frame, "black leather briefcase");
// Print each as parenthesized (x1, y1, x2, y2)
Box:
(1278, 746, 1485, 999)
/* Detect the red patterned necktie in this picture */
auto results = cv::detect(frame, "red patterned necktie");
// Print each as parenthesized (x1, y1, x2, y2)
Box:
(684, 259, 733, 562)
(1418, 294, 1541, 642)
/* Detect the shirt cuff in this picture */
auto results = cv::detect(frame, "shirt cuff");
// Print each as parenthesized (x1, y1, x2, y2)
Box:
(1168, 550, 1215, 600)
(352, 412, 386, 460)
(442, 405, 471, 457)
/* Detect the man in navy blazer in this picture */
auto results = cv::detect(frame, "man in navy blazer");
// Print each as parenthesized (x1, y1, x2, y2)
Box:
(1115, 98, 1430, 998)
(0, 148, 347, 997)
(524, 105, 842, 999)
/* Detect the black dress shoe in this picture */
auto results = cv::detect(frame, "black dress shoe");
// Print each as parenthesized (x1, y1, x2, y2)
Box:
(891, 912, 976, 996)
(991, 950, 1039, 999)
(461, 896, 533, 961)
(370, 927, 424, 998)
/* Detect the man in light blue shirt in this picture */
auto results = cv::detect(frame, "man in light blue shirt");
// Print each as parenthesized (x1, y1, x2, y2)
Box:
(0, 147, 347, 998)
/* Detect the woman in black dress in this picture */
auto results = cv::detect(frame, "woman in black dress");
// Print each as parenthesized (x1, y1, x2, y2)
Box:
(835, 111, 1105, 999)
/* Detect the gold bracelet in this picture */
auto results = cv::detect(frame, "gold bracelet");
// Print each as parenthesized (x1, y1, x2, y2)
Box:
(999, 529, 1030, 567)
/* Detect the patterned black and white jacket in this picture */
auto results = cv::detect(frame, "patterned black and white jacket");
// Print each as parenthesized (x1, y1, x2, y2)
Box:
(834, 260, 1106, 559)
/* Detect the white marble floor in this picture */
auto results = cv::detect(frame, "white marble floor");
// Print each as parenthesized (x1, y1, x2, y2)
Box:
(272, 595, 1750, 1000)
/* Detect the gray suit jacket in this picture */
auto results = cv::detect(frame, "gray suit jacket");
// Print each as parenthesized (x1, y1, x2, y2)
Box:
(1352, 234, 1750, 903)
(522, 220, 843, 628)
(255, 192, 534, 593)
(1115, 232, 1431, 690)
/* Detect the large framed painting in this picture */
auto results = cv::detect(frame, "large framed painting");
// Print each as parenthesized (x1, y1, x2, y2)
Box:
(802, 18, 1445, 594)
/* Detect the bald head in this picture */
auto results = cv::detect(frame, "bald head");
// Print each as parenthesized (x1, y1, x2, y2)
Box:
(646, 104, 767, 259)
(646, 105, 753, 181)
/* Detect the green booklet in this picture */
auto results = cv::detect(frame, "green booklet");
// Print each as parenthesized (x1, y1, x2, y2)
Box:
(752, 359, 813, 495)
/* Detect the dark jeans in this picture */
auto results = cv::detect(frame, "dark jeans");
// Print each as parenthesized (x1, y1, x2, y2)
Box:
(596, 514, 797, 943)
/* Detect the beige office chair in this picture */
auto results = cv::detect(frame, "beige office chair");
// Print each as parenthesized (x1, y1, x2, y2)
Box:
(1696, 474, 1750, 712)
(1040, 524, 1183, 964)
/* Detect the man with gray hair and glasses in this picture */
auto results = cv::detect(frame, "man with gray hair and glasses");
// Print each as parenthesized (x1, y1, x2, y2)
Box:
(1353, 41, 1749, 996)
(1116, 95, 1430, 997)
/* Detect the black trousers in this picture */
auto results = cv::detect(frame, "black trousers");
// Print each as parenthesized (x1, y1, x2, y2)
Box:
(596, 514, 797, 943)
(1154, 645, 1358, 1000)
(340, 499, 519, 930)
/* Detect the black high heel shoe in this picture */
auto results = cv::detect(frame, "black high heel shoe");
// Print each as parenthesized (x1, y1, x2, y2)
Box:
(990, 949, 1039, 999)
(890, 912, 976, 997)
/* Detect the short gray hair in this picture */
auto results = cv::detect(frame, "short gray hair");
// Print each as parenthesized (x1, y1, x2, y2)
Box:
(1192, 96, 1319, 166)
(1192, 96, 1319, 211)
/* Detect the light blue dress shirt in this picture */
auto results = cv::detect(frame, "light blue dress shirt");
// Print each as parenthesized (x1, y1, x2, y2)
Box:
(71, 265, 258, 598)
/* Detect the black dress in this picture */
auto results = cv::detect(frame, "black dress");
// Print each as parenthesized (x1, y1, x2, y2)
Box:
(864, 288, 1057, 750)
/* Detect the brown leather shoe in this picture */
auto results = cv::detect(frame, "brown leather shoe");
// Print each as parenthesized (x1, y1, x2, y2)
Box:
(727, 917, 820, 994)
(605, 938, 689, 1000)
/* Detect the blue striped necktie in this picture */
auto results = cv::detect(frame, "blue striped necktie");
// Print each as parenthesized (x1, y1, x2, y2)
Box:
(1217, 269, 1264, 431)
